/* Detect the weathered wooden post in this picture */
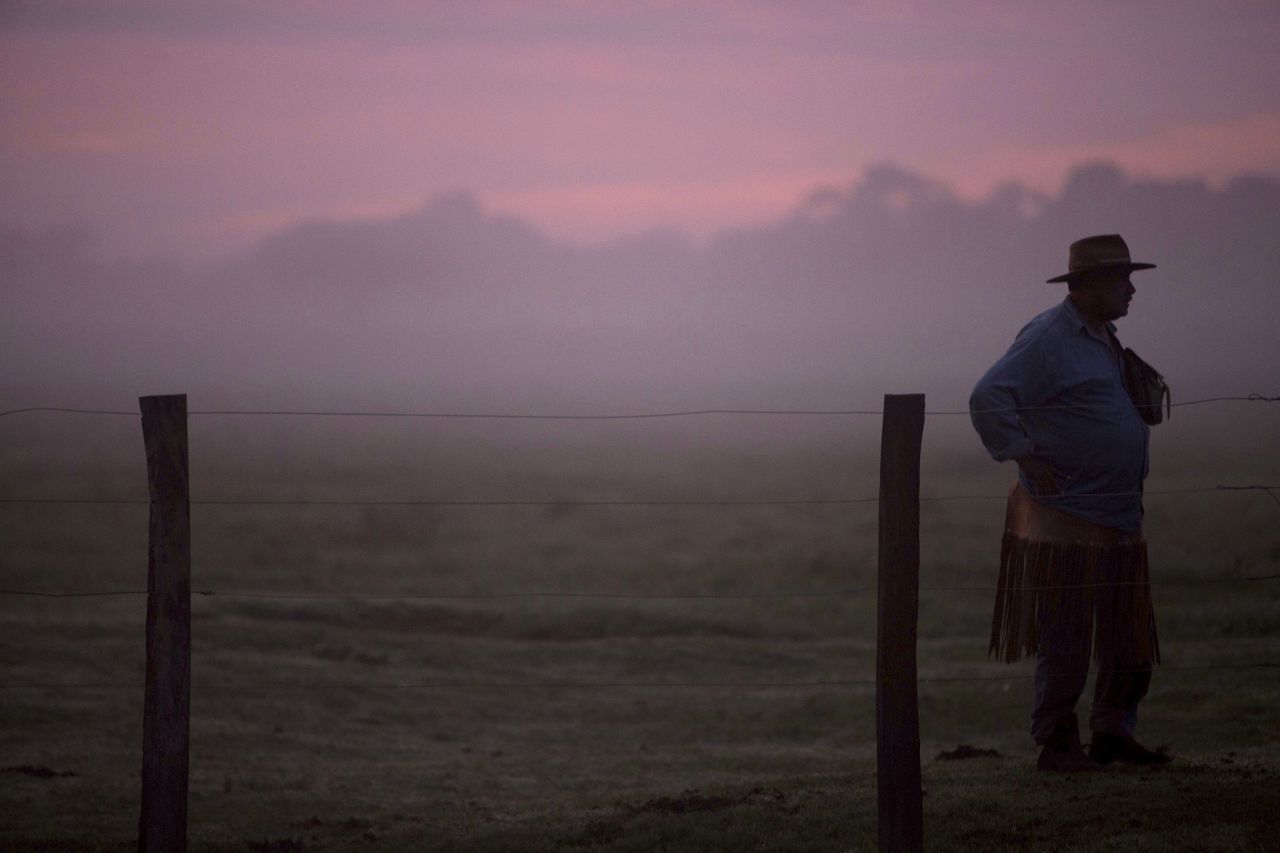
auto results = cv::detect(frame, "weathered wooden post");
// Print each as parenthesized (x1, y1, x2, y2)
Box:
(138, 394, 191, 853)
(876, 393, 925, 852)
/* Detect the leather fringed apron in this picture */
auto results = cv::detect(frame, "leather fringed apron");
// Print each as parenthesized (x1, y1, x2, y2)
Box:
(990, 483, 1159, 665)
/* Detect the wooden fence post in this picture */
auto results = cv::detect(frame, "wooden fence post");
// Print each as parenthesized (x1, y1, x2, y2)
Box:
(138, 394, 191, 853)
(876, 393, 925, 853)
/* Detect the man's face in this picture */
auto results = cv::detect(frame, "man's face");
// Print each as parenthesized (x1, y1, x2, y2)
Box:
(1079, 267, 1136, 320)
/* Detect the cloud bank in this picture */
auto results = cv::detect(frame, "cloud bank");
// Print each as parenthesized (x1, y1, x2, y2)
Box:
(4, 163, 1278, 431)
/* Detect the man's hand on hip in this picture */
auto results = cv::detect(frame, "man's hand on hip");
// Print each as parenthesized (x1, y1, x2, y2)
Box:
(1016, 455, 1064, 496)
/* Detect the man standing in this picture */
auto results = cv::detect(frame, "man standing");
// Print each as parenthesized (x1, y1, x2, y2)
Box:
(970, 234, 1171, 772)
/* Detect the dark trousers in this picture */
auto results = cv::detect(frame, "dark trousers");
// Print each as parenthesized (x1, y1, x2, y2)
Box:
(1031, 627, 1152, 744)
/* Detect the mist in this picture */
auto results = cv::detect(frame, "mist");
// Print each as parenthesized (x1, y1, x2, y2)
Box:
(4, 160, 1276, 412)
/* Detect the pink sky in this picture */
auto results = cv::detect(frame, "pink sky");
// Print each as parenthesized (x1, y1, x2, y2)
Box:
(3, 0, 1279, 260)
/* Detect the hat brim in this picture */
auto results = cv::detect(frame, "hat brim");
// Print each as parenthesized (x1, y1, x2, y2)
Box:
(1046, 261, 1156, 283)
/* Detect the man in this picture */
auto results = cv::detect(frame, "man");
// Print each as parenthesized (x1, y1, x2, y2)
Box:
(970, 234, 1171, 772)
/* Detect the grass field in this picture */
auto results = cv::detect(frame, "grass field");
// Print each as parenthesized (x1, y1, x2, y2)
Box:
(2, 414, 1278, 851)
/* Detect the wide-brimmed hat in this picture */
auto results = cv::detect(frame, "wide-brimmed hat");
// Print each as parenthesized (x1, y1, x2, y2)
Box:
(1046, 234, 1156, 283)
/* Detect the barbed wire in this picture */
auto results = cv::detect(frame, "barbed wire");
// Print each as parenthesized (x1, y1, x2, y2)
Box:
(1, 394, 1276, 421)
(3, 404, 1276, 677)
(0, 497, 878, 507)
(0, 407, 139, 418)
(4, 573, 1275, 602)
(0, 662, 1274, 692)
(3, 485, 1276, 508)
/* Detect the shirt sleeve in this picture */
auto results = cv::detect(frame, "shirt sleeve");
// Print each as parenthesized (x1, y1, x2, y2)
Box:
(970, 330, 1057, 462)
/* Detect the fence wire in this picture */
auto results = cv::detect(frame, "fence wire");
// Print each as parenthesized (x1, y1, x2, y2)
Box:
(2, 396, 1277, 702)
(3, 573, 1278, 601)
(1, 663, 1275, 693)
(1, 394, 1276, 421)
(3, 485, 1278, 508)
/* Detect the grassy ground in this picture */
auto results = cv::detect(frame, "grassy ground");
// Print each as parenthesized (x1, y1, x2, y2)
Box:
(2, 423, 1277, 851)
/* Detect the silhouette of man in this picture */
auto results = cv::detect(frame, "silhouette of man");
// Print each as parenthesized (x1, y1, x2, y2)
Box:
(970, 234, 1171, 772)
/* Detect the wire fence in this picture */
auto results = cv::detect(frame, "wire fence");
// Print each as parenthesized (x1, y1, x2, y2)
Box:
(2, 485, 1278, 508)
(1, 393, 1277, 420)
(4, 571, 1280, 601)
(3, 390, 1279, 853)
(3, 662, 1277, 694)
(2, 395, 1278, 693)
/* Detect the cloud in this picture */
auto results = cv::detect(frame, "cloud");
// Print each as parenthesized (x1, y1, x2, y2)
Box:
(5, 2, 1278, 261)
(4, 162, 1279, 421)
(485, 170, 854, 243)
(933, 113, 1280, 200)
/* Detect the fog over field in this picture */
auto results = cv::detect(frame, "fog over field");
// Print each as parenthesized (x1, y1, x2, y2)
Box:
(5, 6, 1280, 850)
(4, 162, 1279, 430)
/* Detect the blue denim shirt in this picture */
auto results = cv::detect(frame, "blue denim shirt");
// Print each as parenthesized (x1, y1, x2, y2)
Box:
(970, 296, 1149, 531)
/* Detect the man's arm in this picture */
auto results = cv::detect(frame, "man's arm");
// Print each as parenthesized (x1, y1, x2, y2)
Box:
(970, 333, 1063, 494)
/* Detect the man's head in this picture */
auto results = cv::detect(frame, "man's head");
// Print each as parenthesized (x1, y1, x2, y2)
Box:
(1047, 234, 1155, 323)
(1070, 266, 1135, 322)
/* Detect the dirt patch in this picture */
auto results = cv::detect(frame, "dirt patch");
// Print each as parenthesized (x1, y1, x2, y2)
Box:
(936, 744, 1002, 761)
(3, 765, 76, 779)
(562, 787, 795, 847)
(288, 815, 372, 833)
(246, 839, 306, 852)
(624, 786, 790, 816)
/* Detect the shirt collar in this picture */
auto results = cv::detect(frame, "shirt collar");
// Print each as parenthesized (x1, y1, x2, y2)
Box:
(1061, 295, 1117, 337)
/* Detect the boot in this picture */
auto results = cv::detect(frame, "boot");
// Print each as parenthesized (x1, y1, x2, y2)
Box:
(1037, 718, 1100, 773)
(1088, 733, 1171, 766)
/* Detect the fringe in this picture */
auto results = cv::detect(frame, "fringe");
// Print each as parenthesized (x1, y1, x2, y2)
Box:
(989, 533, 1159, 665)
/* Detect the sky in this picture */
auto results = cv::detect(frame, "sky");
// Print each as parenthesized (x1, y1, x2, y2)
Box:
(2, 1, 1278, 464)
(3, 0, 1280, 261)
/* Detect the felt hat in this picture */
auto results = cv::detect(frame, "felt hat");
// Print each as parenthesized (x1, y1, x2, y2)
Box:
(1046, 234, 1156, 283)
